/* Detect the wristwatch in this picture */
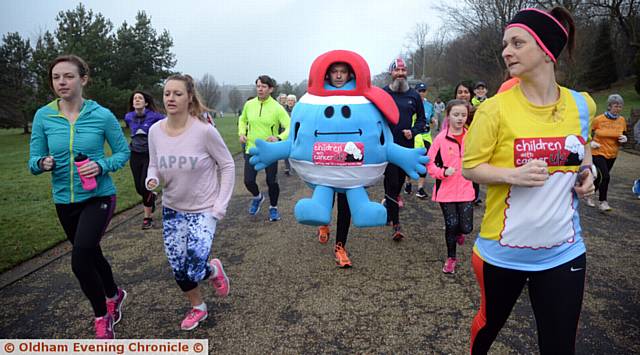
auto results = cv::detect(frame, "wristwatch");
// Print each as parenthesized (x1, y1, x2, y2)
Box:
(579, 164, 597, 179)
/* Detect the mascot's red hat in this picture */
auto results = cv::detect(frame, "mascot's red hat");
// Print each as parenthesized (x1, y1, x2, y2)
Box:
(306, 50, 399, 125)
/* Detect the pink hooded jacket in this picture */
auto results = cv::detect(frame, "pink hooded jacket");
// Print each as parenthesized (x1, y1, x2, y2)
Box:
(426, 128, 475, 203)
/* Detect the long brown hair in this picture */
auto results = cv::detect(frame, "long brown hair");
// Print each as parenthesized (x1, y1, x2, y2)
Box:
(128, 90, 159, 113)
(164, 74, 211, 122)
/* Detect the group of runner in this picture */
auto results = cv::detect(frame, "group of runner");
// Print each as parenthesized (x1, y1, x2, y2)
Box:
(27, 5, 633, 354)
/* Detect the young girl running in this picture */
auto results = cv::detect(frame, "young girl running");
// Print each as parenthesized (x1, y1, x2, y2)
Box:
(146, 74, 235, 330)
(29, 55, 130, 339)
(427, 100, 475, 274)
(463, 7, 596, 354)
(123, 91, 165, 229)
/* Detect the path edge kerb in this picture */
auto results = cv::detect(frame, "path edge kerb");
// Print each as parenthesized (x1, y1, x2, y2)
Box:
(0, 152, 246, 290)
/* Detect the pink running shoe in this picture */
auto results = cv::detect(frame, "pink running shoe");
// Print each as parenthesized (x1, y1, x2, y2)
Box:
(95, 314, 114, 339)
(209, 258, 230, 297)
(456, 234, 465, 246)
(106, 288, 127, 325)
(181, 308, 208, 331)
(442, 257, 457, 274)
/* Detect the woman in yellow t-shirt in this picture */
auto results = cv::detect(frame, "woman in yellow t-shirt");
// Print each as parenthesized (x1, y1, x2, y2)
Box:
(585, 94, 628, 211)
(462, 7, 596, 354)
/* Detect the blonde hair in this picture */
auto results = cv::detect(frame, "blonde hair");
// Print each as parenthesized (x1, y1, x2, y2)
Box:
(164, 74, 211, 122)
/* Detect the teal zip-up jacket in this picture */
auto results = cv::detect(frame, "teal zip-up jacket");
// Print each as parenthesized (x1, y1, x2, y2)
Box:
(28, 99, 131, 204)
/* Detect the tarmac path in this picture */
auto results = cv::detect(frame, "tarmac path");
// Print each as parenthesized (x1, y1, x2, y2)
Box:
(1, 151, 638, 354)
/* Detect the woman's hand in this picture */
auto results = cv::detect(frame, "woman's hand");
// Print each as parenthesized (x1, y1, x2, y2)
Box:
(40, 156, 55, 171)
(574, 168, 595, 198)
(444, 167, 456, 176)
(146, 178, 159, 190)
(77, 161, 101, 178)
(618, 135, 628, 143)
(509, 159, 549, 187)
(590, 141, 601, 149)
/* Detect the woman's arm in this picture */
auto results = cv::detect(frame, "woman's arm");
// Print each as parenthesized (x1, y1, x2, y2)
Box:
(462, 159, 550, 187)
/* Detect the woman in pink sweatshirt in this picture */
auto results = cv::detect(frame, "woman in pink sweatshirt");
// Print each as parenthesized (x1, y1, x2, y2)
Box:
(427, 100, 475, 274)
(146, 74, 235, 331)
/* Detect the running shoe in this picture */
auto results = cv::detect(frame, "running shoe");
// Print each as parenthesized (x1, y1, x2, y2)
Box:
(284, 169, 291, 176)
(106, 288, 127, 325)
(456, 234, 465, 246)
(269, 207, 281, 221)
(248, 194, 265, 215)
(416, 188, 428, 199)
(334, 243, 352, 268)
(584, 196, 596, 207)
(392, 224, 405, 242)
(142, 217, 153, 230)
(442, 257, 457, 274)
(181, 308, 208, 331)
(473, 198, 482, 206)
(599, 201, 612, 212)
(633, 179, 640, 197)
(95, 314, 114, 339)
(209, 258, 230, 297)
(404, 182, 412, 195)
(318, 225, 330, 244)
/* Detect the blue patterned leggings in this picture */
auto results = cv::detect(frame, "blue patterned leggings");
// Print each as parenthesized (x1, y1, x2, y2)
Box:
(163, 207, 217, 292)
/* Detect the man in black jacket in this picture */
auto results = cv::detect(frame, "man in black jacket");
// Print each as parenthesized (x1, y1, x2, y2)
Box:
(383, 57, 427, 241)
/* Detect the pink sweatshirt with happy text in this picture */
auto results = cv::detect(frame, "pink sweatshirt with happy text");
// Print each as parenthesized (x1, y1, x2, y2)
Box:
(146, 117, 235, 220)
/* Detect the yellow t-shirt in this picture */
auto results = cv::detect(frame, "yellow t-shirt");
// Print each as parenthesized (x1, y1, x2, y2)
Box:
(591, 114, 627, 159)
(463, 85, 596, 271)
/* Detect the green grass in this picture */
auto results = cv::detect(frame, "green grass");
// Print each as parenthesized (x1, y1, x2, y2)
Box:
(0, 116, 241, 272)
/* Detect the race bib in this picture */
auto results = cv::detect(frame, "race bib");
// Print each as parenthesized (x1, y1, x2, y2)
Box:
(312, 142, 364, 166)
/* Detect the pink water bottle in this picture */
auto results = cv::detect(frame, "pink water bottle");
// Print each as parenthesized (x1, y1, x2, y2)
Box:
(74, 153, 97, 191)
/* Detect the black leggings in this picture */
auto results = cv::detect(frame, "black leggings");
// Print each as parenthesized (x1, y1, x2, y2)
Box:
(470, 253, 586, 355)
(129, 151, 155, 207)
(55, 196, 118, 317)
(439, 202, 473, 258)
(593, 155, 616, 201)
(244, 154, 279, 206)
(384, 163, 407, 225)
(335, 193, 351, 246)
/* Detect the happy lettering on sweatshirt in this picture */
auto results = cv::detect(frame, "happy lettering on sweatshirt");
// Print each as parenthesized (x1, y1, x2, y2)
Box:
(158, 155, 199, 169)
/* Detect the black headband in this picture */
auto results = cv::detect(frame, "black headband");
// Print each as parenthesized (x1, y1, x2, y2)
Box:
(507, 8, 568, 62)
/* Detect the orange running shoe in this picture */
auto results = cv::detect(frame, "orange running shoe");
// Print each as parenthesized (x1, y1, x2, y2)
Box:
(318, 225, 330, 244)
(392, 224, 405, 242)
(334, 243, 352, 268)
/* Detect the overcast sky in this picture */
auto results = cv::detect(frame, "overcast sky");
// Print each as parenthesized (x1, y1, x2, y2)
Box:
(1, 0, 452, 86)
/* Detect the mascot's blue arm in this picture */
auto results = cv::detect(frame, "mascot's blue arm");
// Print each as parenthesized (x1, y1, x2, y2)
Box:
(386, 143, 429, 180)
(249, 139, 292, 171)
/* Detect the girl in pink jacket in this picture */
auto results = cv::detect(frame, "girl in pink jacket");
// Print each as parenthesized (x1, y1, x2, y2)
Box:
(427, 100, 475, 274)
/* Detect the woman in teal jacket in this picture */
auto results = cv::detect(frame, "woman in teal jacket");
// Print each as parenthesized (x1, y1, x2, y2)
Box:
(28, 55, 130, 339)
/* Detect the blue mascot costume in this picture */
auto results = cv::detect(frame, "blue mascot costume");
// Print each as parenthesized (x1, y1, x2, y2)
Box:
(250, 50, 428, 227)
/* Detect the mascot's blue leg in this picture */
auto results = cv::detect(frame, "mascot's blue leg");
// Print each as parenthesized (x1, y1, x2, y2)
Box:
(294, 185, 334, 226)
(345, 187, 387, 227)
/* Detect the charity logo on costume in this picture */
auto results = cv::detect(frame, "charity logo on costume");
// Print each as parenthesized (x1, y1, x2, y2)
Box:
(312, 142, 364, 166)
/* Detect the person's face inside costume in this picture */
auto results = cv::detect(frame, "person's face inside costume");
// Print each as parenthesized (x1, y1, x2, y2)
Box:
(328, 63, 351, 88)
(609, 103, 623, 115)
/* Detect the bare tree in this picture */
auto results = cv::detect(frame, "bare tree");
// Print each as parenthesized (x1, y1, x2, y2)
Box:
(406, 23, 430, 80)
(197, 73, 221, 110)
(228, 87, 243, 115)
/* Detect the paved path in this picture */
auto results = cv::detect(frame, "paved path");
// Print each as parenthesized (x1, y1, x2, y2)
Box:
(1, 152, 639, 354)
